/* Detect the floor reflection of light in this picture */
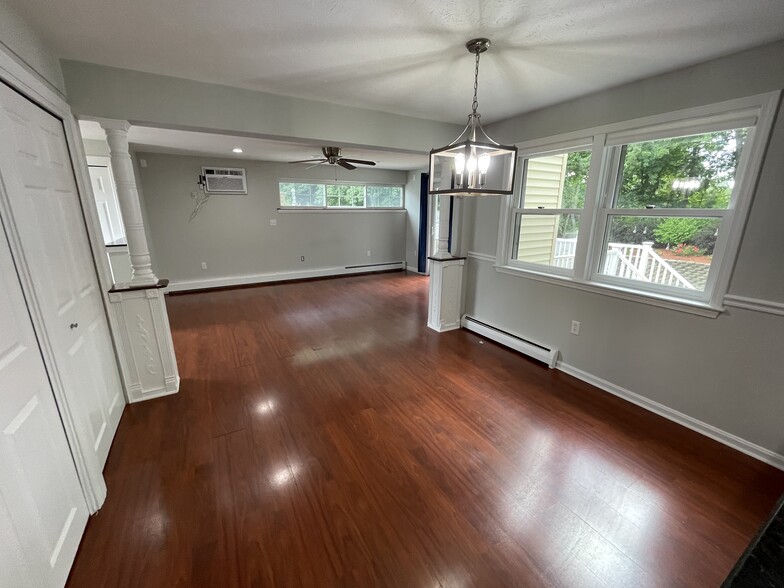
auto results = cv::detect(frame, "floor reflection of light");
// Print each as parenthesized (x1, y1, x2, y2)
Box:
(270, 464, 299, 487)
(255, 398, 276, 415)
(142, 507, 169, 546)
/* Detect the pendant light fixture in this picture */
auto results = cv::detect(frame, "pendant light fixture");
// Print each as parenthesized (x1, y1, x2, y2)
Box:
(428, 38, 518, 197)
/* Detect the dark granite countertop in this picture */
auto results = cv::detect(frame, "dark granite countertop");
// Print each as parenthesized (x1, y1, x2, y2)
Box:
(723, 493, 784, 587)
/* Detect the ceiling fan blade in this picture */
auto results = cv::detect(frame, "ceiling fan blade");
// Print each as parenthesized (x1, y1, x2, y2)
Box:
(305, 162, 326, 170)
(289, 158, 327, 164)
(340, 158, 376, 166)
(337, 160, 356, 170)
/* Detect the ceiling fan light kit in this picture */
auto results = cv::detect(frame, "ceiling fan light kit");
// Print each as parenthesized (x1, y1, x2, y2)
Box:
(428, 38, 518, 197)
(289, 146, 377, 171)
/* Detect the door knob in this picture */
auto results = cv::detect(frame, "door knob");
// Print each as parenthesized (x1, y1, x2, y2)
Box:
(70, 322, 79, 329)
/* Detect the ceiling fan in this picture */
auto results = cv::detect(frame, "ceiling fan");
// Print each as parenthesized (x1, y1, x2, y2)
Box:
(289, 146, 376, 170)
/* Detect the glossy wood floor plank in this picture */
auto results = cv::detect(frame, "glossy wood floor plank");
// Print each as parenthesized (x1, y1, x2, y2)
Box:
(67, 272, 784, 587)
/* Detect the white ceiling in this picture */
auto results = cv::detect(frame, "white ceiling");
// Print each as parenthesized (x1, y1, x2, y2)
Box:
(79, 121, 427, 170)
(17, 0, 784, 123)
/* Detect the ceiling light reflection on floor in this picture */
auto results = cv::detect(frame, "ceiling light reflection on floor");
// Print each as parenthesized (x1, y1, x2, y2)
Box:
(255, 398, 276, 415)
(270, 464, 299, 487)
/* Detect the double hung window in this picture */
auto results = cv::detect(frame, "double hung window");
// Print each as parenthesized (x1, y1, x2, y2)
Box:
(500, 94, 776, 311)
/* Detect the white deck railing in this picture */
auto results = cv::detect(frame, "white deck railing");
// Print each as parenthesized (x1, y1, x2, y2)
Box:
(553, 238, 695, 289)
(553, 237, 577, 269)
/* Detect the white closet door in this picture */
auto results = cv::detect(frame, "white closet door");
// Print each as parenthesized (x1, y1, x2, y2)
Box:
(88, 164, 125, 245)
(0, 82, 124, 470)
(0, 219, 88, 587)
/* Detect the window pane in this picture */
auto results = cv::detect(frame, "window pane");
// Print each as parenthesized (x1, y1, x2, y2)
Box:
(512, 214, 581, 269)
(279, 182, 325, 207)
(599, 215, 722, 291)
(615, 128, 748, 209)
(326, 184, 366, 207)
(522, 150, 591, 209)
(366, 185, 403, 208)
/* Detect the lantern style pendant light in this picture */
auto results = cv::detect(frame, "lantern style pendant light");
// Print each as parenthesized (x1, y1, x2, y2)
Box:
(429, 38, 518, 197)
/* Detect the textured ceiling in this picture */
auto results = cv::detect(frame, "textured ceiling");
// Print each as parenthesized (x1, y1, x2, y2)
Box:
(79, 121, 427, 170)
(15, 0, 784, 123)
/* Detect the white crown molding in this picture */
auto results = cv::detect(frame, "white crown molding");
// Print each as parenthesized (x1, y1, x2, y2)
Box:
(557, 361, 784, 471)
(723, 294, 784, 317)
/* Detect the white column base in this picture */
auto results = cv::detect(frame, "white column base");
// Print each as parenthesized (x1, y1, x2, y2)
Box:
(427, 257, 465, 332)
(107, 287, 179, 402)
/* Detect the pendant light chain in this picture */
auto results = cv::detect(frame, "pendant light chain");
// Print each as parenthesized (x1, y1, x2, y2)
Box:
(471, 51, 481, 115)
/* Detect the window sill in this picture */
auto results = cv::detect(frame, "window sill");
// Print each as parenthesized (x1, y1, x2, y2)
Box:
(474, 256, 723, 318)
(277, 207, 406, 213)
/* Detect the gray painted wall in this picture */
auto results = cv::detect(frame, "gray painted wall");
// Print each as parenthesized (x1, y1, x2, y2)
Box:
(464, 41, 784, 457)
(61, 60, 462, 154)
(136, 152, 407, 285)
(0, 2, 65, 94)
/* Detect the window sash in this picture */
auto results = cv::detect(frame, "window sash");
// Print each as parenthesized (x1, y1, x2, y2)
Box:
(509, 210, 584, 276)
(278, 181, 404, 209)
(507, 136, 605, 281)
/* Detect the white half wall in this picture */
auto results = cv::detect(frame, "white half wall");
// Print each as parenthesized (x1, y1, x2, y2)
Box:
(135, 152, 408, 289)
(463, 41, 784, 462)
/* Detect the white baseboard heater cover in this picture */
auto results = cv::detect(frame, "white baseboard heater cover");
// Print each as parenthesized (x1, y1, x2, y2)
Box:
(461, 315, 559, 368)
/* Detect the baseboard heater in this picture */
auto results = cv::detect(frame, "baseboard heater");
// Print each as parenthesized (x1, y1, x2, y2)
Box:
(461, 315, 559, 368)
(345, 261, 405, 270)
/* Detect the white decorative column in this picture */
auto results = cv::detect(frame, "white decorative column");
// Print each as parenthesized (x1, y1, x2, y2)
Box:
(97, 118, 180, 402)
(99, 119, 156, 286)
(428, 194, 465, 332)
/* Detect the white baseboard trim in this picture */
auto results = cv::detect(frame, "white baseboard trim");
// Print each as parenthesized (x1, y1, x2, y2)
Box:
(723, 294, 784, 316)
(557, 361, 784, 471)
(166, 262, 405, 293)
(427, 321, 461, 333)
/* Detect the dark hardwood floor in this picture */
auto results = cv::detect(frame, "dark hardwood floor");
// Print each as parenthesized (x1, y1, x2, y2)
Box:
(67, 272, 784, 587)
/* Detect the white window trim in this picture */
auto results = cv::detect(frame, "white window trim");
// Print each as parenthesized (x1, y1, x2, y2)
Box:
(495, 91, 781, 316)
(277, 178, 405, 210)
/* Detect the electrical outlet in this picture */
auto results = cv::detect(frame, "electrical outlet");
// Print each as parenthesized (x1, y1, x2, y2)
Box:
(270, 219, 277, 226)
(201, 262, 207, 270)
(570, 320, 580, 335)
(367, 250, 371, 257)
(139, 158, 147, 168)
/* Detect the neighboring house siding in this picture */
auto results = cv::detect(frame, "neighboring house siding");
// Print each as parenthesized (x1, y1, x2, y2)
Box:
(516, 154, 567, 264)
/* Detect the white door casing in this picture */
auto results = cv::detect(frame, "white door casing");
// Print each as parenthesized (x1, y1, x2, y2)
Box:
(0, 82, 123, 475)
(0, 217, 89, 587)
(88, 164, 125, 246)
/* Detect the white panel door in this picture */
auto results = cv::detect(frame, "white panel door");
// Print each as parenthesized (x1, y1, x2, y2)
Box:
(0, 220, 88, 587)
(88, 164, 125, 245)
(0, 82, 124, 470)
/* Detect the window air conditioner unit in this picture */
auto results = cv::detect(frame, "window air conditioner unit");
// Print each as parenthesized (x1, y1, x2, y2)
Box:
(201, 167, 247, 194)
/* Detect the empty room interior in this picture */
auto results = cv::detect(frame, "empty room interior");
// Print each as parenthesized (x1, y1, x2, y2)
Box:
(2, 1, 784, 586)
